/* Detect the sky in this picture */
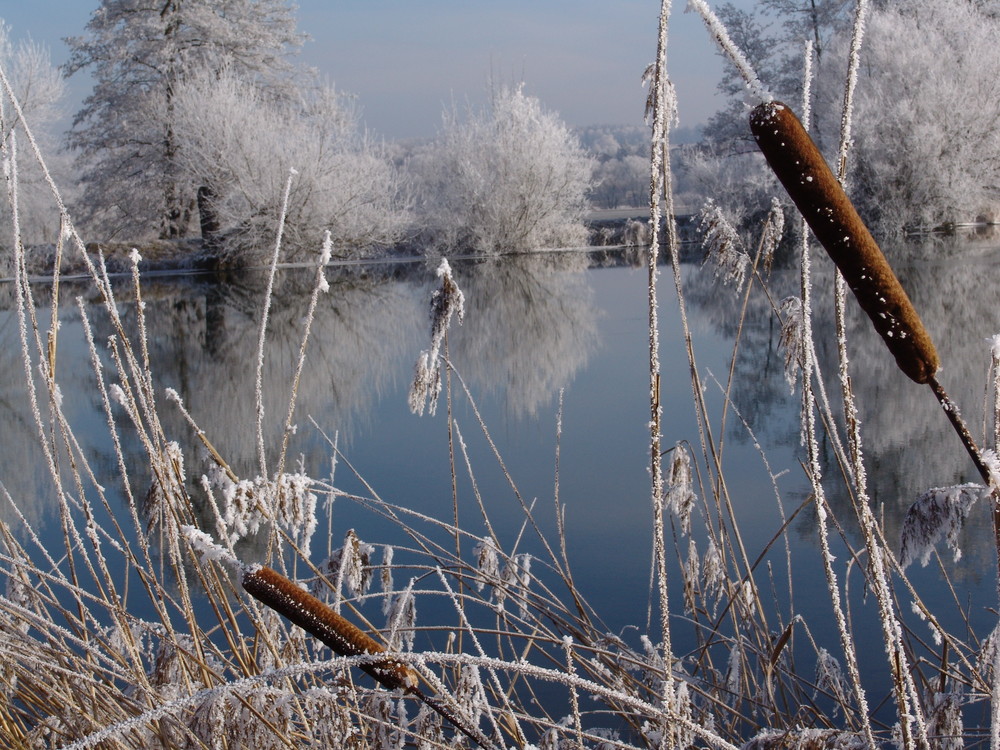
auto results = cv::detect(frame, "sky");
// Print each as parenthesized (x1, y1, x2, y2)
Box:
(0, 1, 742, 141)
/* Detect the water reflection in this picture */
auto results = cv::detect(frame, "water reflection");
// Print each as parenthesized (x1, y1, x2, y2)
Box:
(831, 243, 1000, 576)
(680, 237, 1000, 579)
(0, 252, 601, 530)
(139, 268, 426, 480)
(679, 257, 801, 447)
(4, 241, 999, 575)
(448, 253, 598, 418)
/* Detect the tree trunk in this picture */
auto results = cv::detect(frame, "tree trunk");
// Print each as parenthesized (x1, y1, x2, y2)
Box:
(197, 185, 222, 250)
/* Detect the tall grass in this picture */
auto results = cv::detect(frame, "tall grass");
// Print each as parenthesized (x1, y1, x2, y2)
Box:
(0, 2, 998, 748)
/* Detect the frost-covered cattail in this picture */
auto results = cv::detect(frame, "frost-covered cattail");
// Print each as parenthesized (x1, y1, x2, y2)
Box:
(926, 689, 964, 750)
(682, 537, 699, 616)
(385, 585, 417, 652)
(206, 471, 318, 551)
(453, 665, 488, 729)
(380, 545, 396, 615)
(409, 259, 465, 416)
(759, 197, 785, 272)
(472, 537, 501, 593)
(977, 623, 1000, 680)
(314, 528, 375, 603)
(242, 565, 419, 692)
(725, 637, 745, 701)
(702, 537, 726, 616)
(412, 702, 445, 748)
(501, 553, 533, 618)
(814, 648, 848, 710)
(750, 100, 938, 384)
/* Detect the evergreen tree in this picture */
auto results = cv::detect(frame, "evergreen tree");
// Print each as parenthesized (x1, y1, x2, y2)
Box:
(64, 0, 304, 240)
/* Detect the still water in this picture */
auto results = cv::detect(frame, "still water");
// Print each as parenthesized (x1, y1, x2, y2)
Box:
(3, 240, 1000, 715)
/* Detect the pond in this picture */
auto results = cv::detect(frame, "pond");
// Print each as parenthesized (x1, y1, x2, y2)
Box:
(3, 237, 1000, 740)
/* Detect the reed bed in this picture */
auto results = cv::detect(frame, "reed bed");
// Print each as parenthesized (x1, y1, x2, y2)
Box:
(1, 2, 999, 748)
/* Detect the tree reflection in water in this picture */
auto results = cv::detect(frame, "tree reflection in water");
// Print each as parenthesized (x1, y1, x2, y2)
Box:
(0, 252, 600, 535)
(3, 240, 999, 600)
(681, 234, 1000, 583)
(447, 252, 598, 419)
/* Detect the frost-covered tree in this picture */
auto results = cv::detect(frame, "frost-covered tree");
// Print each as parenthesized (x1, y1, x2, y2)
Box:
(169, 68, 408, 262)
(678, 147, 779, 232)
(840, 0, 1000, 234)
(413, 85, 593, 254)
(0, 21, 68, 249)
(0, 24, 63, 139)
(701, 0, 851, 152)
(63, 0, 304, 240)
(693, 0, 1000, 237)
(591, 154, 648, 209)
(681, 2, 849, 233)
(579, 125, 652, 209)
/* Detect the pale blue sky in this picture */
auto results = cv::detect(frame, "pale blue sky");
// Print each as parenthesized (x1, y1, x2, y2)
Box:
(1, 1, 738, 139)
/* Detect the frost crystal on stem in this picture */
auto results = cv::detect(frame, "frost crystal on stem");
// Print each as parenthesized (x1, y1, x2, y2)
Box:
(181, 525, 242, 572)
(687, 0, 772, 104)
(205, 468, 319, 552)
(664, 443, 696, 535)
(699, 199, 750, 290)
(899, 484, 989, 568)
(409, 259, 465, 416)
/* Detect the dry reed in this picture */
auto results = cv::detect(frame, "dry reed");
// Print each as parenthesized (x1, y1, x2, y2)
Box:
(2, 3, 1000, 748)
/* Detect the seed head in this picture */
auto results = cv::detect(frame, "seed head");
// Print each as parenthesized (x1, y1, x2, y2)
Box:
(750, 100, 938, 384)
(243, 565, 419, 692)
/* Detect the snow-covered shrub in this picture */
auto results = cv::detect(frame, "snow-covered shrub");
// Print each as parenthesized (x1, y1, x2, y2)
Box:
(412, 84, 594, 254)
(170, 68, 408, 262)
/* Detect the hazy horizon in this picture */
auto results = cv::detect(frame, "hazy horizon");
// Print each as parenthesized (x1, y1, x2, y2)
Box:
(1, 1, 746, 141)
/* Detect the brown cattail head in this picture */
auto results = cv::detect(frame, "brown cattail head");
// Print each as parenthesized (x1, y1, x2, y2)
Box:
(750, 100, 938, 384)
(242, 565, 419, 692)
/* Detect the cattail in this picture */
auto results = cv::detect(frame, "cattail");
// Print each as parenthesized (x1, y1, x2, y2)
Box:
(242, 565, 419, 692)
(750, 100, 938, 384)
(245, 564, 497, 749)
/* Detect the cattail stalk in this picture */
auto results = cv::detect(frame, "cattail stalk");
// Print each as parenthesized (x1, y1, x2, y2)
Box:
(242, 565, 419, 692)
(751, 99, 1000, 524)
(754, 98, 1000, 747)
(242, 565, 498, 749)
(754, 95, 936, 746)
(750, 100, 938, 384)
